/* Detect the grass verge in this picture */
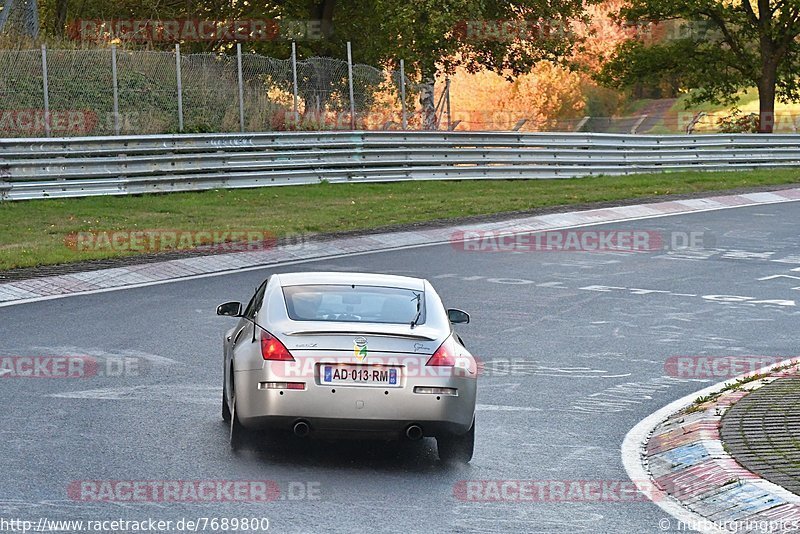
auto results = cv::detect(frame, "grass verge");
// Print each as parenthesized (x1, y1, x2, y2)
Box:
(1, 169, 799, 270)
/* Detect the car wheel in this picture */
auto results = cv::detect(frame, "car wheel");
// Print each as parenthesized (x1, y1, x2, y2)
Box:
(222, 377, 231, 423)
(229, 374, 246, 449)
(437, 418, 475, 464)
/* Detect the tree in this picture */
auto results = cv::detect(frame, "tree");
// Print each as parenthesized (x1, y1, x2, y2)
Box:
(446, 62, 586, 130)
(598, 0, 800, 133)
(35, 0, 592, 129)
(251, 0, 591, 128)
(248, 0, 594, 128)
(371, 0, 588, 128)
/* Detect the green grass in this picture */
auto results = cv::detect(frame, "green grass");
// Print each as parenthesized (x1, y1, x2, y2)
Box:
(1, 169, 799, 270)
(684, 361, 799, 414)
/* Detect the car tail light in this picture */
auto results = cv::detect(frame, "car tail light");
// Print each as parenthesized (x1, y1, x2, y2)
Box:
(260, 329, 294, 361)
(426, 335, 457, 366)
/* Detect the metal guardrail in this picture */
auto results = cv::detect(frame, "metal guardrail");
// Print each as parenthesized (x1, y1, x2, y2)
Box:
(1, 131, 799, 201)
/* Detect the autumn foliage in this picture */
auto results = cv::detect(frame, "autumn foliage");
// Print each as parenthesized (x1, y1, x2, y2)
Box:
(434, 0, 636, 130)
(444, 62, 586, 130)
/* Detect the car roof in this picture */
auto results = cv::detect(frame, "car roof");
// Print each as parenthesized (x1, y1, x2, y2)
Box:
(274, 272, 426, 291)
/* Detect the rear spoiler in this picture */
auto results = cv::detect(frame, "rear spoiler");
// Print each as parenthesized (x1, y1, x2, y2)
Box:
(282, 330, 438, 341)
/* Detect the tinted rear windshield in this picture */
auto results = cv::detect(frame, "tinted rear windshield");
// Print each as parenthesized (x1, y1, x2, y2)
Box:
(282, 285, 425, 324)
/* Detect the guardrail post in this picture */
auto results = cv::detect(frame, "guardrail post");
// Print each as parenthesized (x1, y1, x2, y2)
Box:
(347, 41, 355, 130)
(40, 44, 50, 138)
(400, 59, 407, 130)
(175, 44, 184, 133)
(291, 41, 299, 127)
(236, 43, 245, 133)
(111, 45, 120, 135)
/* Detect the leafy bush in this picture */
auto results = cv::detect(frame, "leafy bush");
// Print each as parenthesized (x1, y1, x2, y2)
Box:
(717, 109, 759, 133)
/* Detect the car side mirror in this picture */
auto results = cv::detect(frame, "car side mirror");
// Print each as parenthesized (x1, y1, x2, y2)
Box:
(447, 308, 470, 324)
(217, 301, 242, 317)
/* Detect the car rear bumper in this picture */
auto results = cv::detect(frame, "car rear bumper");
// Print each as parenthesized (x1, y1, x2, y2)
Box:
(238, 416, 470, 439)
(233, 369, 476, 437)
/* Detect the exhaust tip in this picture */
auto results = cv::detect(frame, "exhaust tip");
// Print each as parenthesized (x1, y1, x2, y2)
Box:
(405, 424, 423, 441)
(293, 421, 310, 437)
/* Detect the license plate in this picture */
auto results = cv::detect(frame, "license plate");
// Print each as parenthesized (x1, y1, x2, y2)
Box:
(320, 364, 401, 387)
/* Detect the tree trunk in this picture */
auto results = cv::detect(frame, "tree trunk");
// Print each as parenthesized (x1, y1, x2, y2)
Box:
(420, 74, 436, 130)
(757, 68, 777, 133)
(756, 37, 779, 134)
(54, 0, 68, 37)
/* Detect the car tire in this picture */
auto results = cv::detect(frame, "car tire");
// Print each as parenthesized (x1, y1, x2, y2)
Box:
(230, 408, 244, 449)
(222, 379, 231, 423)
(228, 373, 246, 449)
(231, 400, 247, 450)
(222, 386, 231, 423)
(437, 418, 475, 464)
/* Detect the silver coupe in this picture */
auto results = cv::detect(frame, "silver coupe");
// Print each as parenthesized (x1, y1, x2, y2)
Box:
(217, 272, 478, 462)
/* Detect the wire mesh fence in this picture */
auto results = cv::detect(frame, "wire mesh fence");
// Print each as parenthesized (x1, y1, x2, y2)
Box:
(116, 49, 179, 135)
(3, 46, 795, 137)
(0, 46, 431, 137)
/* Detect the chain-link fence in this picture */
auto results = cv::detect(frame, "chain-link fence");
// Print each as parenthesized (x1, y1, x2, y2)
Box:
(0, 45, 439, 137)
(3, 46, 795, 137)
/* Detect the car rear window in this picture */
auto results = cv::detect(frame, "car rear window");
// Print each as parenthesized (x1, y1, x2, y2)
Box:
(282, 284, 425, 324)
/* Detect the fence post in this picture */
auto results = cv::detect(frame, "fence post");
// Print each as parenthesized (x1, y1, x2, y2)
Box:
(631, 114, 648, 134)
(445, 78, 451, 131)
(40, 44, 50, 138)
(236, 43, 245, 133)
(347, 41, 355, 130)
(400, 59, 407, 130)
(291, 41, 299, 126)
(686, 112, 706, 134)
(111, 45, 120, 135)
(175, 44, 184, 133)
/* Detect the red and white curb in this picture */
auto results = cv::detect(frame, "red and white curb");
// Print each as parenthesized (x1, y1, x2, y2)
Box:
(623, 359, 800, 533)
(1, 187, 799, 307)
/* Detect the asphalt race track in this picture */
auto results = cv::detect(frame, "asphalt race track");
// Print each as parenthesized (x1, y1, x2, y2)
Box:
(2, 200, 799, 533)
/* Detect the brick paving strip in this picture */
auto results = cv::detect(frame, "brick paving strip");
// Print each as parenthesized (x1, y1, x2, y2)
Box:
(644, 364, 800, 531)
(1, 187, 800, 307)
